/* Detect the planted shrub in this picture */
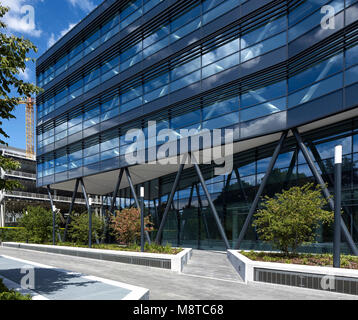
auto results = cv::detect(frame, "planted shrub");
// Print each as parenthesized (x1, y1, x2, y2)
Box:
(68, 213, 104, 245)
(0, 278, 31, 300)
(0, 227, 26, 243)
(253, 183, 334, 255)
(110, 208, 154, 245)
(18, 206, 59, 244)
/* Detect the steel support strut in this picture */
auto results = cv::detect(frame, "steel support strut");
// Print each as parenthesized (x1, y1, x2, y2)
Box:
(292, 128, 358, 256)
(195, 183, 211, 244)
(234, 131, 288, 249)
(283, 148, 298, 190)
(47, 185, 56, 245)
(64, 178, 80, 241)
(155, 154, 188, 244)
(79, 178, 92, 248)
(100, 169, 124, 244)
(308, 141, 358, 236)
(125, 167, 151, 244)
(192, 154, 230, 250)
(110, 169, 124, 213)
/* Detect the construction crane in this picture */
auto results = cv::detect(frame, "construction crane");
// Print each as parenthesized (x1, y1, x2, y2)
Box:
(18, 97, 35, 160)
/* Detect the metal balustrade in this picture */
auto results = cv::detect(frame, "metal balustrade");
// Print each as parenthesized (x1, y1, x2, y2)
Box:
(5, 171, 36, 180)
(4, 190, 101, 205)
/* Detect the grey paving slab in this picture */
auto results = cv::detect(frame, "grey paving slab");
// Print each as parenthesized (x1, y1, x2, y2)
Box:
(182, 250, 242, 281)
(0, 247, 357, 300)
(0, 255, 146, 300)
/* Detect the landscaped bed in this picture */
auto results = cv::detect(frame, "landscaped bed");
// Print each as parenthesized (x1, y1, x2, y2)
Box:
(48, 242, 183, 255)
(240, 251, 358, 270)
(2, 242, 192, 272)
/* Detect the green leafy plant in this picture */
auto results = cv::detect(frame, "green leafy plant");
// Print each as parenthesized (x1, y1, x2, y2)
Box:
(0, 5, 41, 192)
(240, 251, 358, 269)
(110, 208, 154, 245)
(68, 213, 104, 245)
(253, 183, 334, 255)
(18, 206, 59, 244)
(0, 227, 26, 243)
(55, 242, 182, 254)
(0, 278, 31, 300)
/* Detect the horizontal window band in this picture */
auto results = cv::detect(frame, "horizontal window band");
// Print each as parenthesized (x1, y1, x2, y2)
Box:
(37, 0, 287, 102)
(36, 24, 356, 137)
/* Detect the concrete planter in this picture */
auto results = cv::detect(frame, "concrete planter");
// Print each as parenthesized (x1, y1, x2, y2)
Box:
(2, 242, 192, 273)
(228, 250, 358, 296)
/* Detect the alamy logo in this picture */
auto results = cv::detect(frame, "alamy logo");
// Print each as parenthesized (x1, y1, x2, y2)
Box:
(321, 5, 336, 30)
(321, 275, 335, 291)
(20, 5, 35, 30)
(123, 122, 234, 176)
(20, 265, 35, 290)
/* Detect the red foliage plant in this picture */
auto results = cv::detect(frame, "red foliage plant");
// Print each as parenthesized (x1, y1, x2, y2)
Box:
(110, 208, 154, 245)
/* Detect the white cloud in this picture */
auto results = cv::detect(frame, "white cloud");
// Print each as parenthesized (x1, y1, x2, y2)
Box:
(67, 0, 96, 13)
(2, 0, 43, 37)
(19, 68, 31, 81)
(47, 23, 76, 48)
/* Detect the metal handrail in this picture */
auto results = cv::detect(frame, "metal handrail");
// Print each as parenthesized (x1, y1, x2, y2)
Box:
(6, 170, 36, 179)
(5, 190, 101, 205)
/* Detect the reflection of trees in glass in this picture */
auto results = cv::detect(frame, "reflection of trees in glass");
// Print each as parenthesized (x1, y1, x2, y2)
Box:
(320, 157, 354, 187)
(213, 168, 308, 207)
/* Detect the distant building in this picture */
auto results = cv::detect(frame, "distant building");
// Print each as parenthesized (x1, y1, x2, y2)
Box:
(0, 145, 101, 227)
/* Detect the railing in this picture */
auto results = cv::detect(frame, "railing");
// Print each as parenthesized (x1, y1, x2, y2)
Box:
(6, 170, 36, 180)
(1, 150, 29, 160)
(5, 190, 102, 205)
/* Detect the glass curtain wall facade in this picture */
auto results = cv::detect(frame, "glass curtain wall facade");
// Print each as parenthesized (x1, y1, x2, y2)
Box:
(37, 0, 358, 252)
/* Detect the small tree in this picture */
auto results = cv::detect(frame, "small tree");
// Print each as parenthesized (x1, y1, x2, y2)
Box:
(68, 213, 104, 245)
(110, 208, 154, 245)
(0, 6, 41, 192)
(253, 183, 334, 255)
(18, 206, 59, 244)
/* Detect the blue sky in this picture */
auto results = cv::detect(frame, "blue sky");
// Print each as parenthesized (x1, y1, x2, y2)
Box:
(2, 0, 103, 150)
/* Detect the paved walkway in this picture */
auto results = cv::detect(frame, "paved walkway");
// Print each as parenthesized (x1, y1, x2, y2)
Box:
(0, 254, 148, 300)
(182, 250, 242, 282)
(0, 247, 357, 300)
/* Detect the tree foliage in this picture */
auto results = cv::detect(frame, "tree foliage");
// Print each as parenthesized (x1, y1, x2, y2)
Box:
(110, 208, 154, 245)
(18, 206, 59, 244)
(68, 213, 104, 245)
(0, 5, 41, 191)
(0, 278, 31, 300)
(253, 183, 334, 255)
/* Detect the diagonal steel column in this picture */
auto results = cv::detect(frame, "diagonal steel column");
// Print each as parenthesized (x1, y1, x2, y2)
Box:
(192, 154, 230, 249)
(283, 148, 298, 190)
(293, 128, 358, 255)
(47, 185, 56, 246)
(80, 178, 90, 211)
(63, 178, 80, 242)
(125, 168, 151, 244)
(234, 131, 288, 249)
(308, 141, 358, 236)
(187, 183, 195, 209)
(110, 169, 124, 213)
(234, 168, 250, 205)
(195, 183, 211, 243)
(125, 167, 140, 209)
(79, 178, 92, 247)
(101, 169, 124, 244)
(225, 172, 233, 191)
(155, 154, 188, 244)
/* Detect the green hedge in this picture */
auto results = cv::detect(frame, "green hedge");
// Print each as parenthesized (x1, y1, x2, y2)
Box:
(0, 227, 27, 243)
(0, 227, 66, 243)
(0, 278, 31, 300)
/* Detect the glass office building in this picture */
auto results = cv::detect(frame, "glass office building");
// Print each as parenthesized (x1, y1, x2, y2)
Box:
(36, 0, 358, 252)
